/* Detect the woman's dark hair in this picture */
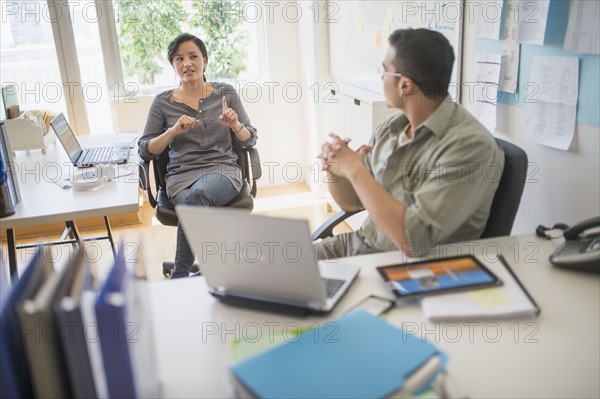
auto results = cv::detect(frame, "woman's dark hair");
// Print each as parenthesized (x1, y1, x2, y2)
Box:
(388, 28, 454, 101)
(167, 33, 209, 81)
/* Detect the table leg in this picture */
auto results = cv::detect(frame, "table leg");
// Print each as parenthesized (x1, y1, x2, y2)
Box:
(104, 216, 117, 258)
(6, 228, 17, 280)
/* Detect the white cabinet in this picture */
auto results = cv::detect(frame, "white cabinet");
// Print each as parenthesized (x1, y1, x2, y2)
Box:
(321, 83, 397, 230)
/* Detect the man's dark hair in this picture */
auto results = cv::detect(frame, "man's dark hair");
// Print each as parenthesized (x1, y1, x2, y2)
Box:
(388, 28, 454, 101)
(167, 33, 209, 81)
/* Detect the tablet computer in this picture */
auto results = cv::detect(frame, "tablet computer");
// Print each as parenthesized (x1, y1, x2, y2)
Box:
(376, 255, 501, 299)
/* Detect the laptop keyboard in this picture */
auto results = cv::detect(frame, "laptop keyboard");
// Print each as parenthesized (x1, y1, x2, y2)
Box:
(322, 278, 345, 298)
(82, 147, 113, 164)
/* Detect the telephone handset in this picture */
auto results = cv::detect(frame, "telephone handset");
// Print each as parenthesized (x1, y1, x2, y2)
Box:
(549, 216, 600, 273)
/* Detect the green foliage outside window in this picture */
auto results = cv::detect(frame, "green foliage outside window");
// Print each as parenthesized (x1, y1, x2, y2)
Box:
(118, 0, 249, 85)
(189, 0, 249, 80)
(118, 0, 185, 85)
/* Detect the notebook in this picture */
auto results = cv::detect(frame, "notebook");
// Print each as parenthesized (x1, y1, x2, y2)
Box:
(421, 255, 541, 321)
(175, 206, 360, 313)
(230, 310, 447, 398)
(50, 113, 130, 167)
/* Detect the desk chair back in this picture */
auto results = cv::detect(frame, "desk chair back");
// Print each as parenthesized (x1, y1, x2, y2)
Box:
(480, 139, 528, 238)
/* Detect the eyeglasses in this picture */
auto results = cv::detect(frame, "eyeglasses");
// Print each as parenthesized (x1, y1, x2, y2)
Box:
(378, 64, 404, 79)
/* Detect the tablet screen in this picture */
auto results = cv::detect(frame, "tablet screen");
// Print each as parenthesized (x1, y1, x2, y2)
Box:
(377, 255, 500, 298)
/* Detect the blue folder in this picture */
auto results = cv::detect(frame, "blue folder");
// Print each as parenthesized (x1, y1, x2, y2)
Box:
(230, 310, 446, 398)
(94, 247, 136, 398)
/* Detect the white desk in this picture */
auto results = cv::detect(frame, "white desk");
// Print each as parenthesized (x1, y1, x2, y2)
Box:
(148, 234, 599, 398)
(1, 139, 139, 277)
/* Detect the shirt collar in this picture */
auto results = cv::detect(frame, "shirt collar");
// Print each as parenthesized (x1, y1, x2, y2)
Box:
(388, 95, 456, 139)
(415, 95, 455, 139)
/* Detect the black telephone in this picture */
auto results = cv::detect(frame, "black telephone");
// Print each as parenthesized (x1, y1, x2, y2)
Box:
(549, 216, 600, 273)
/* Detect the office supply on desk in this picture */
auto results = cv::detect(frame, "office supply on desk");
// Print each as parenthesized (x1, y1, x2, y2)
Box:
(50, 113, 130, 167)
(230, 310, 447, 398)
(18, 247, 79, 398)
(548, 216, 600, 273)
(377, 255, 501, 299)
(3, 112, 56, 152)
(176, 206, 360, 313)
(95, 246, 160, 399)
(421, 255, 540, 321)
(53, 249, 98, 398)
(0, 247, 52, 399)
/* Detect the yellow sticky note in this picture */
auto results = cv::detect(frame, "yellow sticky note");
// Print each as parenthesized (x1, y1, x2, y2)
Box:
(466, 288, 513, 309)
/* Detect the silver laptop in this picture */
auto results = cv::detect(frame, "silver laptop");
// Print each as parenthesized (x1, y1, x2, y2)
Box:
(50, 113, 130, 167)
(176, 206, 360, 313)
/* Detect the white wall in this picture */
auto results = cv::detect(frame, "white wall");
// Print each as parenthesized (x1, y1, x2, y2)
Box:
(461, 14, 600, 232)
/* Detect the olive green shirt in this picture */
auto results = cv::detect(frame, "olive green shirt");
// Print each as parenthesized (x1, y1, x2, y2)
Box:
(362, 97, 504, 256)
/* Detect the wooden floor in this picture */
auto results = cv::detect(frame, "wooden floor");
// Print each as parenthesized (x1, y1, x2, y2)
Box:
(3, 184, 352, 281)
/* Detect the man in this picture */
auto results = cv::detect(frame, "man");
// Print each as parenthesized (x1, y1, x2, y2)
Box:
(316, 28, 504, 260)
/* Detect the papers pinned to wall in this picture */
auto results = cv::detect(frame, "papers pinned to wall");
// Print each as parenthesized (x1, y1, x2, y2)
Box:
(526, 56, 579, 150)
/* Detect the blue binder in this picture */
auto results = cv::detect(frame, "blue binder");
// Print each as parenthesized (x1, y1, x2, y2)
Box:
(0, 247, 52, 399)
(231, 310, 446, 398)
(94, 247, 136, 398)
(53, 250, 98, 398)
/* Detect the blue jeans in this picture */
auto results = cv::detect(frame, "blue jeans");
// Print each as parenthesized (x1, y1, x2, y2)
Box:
(170, 173, 238, 278)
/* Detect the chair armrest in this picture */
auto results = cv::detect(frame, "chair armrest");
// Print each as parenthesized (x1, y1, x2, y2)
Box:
(247, 147, 261, 197)
(311, 209, 364, 241)
(138, 159, 157, 209)
(247, 147, 262, 180)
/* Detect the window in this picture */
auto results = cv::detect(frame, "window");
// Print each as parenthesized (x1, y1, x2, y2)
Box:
(1, 0, 67, 119)
(111, 0, 262, 95)
(1, 0, 113, 133)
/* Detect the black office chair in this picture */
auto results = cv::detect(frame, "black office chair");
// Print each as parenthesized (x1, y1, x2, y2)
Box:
(139, 132, 261, 277)
(312, 138, 528, 241)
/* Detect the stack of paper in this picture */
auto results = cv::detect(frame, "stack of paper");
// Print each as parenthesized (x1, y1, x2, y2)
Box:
(230, 310, 447, 398)
(421, 256, 540, 321)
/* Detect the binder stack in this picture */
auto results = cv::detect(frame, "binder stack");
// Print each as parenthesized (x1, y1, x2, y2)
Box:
(0, 245, 161, 398)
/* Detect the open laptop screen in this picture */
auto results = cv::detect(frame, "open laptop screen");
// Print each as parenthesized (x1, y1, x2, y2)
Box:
(50, 114, 83, 163)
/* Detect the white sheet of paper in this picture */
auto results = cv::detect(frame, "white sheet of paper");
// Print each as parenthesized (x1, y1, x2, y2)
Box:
(503, 0, 520, 42)
(526, 56, 579, 150)
(475, 0, 503, 39)
(517, 0, 550, 45)
(501, 41, 520, 93)
(564, 0, 600, 55)
(474, 53, 502, 133)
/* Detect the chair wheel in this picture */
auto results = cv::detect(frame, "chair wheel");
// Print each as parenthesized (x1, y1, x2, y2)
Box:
(162, 268, 172, 278)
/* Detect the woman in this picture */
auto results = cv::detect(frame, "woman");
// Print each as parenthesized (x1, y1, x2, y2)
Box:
(139, 33, 258, 278)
